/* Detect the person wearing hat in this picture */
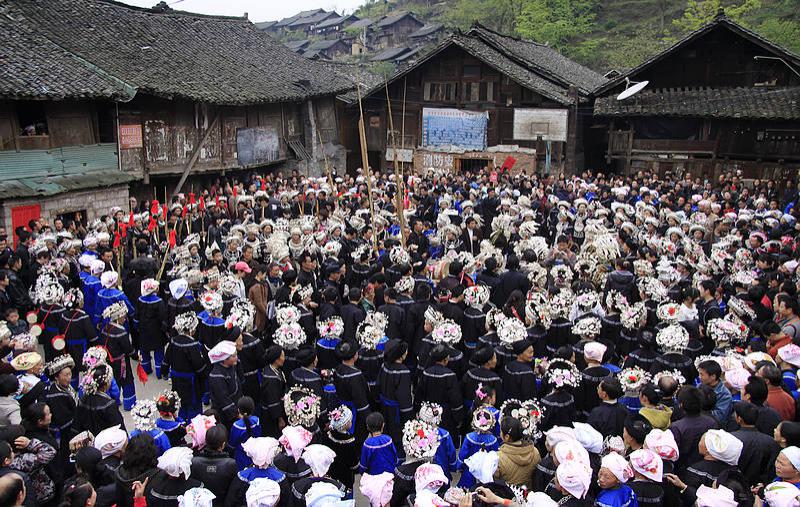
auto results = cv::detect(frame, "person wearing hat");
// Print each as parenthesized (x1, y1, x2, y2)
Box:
(376, 339, 413, 445)
(99, 302, 137, 411)
(58, 288, 97, 387)
(145, 446, 203, 507)
(32, 278, 65, 363)
(207, 340, 241, 427)
(95, 270, 135, 331)
(72, 363, 126, 435)
(197, 292, 226, 351)
(290, 345, 329, 420)
(415, 344, 464, 435)
(260, 345, 287, 438)
(162, 312, 209, 421)
(333, 341, 370, 439)
(10, 351, 45, 410)
(166, 279, 194, 332)
(324, 405, 359, 490)
(136, 278, 167, 379)
(43, 354, 77, 453)
(628, 448, 664, 507)
(82, 258, 104, 326)
(291, 444, 344, 507)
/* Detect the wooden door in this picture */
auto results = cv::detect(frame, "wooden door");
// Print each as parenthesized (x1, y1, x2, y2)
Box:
(11, 204, 41, 248)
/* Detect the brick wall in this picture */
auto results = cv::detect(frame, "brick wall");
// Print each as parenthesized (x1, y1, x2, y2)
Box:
(0, 184, 130, 233)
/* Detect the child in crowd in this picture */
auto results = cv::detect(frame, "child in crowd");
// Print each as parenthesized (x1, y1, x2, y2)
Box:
(155, 390, 186, 448)
(457, 406, 500, 488)
(229, 396, 262, 470)
(359, 412, 397, 476)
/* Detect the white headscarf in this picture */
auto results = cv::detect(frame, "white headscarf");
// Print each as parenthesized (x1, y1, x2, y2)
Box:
(572, 422, 603, 454)
(178, 488, 216, 507)
(158, 447, 194, 478)
(781, 447, 800, 472)
(695, 484, 738, 507)
(765, 482, 800, 507)
(556, 461, 591, 499)
(704, 430, 743, 465)
(464, 450, 498, 484)
(304, 482, 353, 507)
(93, 425, 127, 459)
(601, 452, 634, 483)
(242, 437, 280, 468)
(302, 445, 336, 477)
(245, 478, 281, 507)
(629, 449, 663, 482)
(554, 439, 590, 467)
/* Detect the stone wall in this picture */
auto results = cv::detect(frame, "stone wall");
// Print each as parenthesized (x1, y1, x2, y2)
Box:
(0, 184, 130, 233)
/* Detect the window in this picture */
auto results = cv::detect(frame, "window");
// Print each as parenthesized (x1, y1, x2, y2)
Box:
(464, 81, 494, 102)
(463, 64, 481, 78)
(16, 102, 48, 136)
(424, 82, 457, 102)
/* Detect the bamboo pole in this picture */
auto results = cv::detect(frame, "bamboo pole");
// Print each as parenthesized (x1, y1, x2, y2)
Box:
(356, 79, 378, 254)
(313, 118, 337, 212)
(385, 79, 407, 248)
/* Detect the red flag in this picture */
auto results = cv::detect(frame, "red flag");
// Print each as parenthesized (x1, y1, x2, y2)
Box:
(120, 223, 128, 238)
(404, 187, 410, 209)
(137, 363, 149, 384)
(162, 204, 167, 219)
(150, 200, 159, 216)
(189, 192, 196, 205)
(181, 205, 187, 219)
(113, 231, 121, 249)
(501, 156, 517, 171)
(215, 196, 220, 209)
(199, 196, 206, 211)
(128, 212, 134, 227)
(169, 230, 177, 248)
(232, 186, 238, 199)
(261, 179, 267, 191)
(147, 217, 156, 231)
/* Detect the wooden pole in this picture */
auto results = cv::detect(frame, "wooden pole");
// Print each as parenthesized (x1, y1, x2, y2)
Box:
(356, 79, 378, 254)
(385, 79, 407, 248)
(313, 117, 337, 212)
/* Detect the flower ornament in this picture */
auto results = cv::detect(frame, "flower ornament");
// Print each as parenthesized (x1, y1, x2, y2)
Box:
(155, 390, 181, 415)
(218, 274, 239, 296)
(274, 323, 306, 351)
(81, 364, 113, 395)
(317, 317, 344, 340)
(284, 386, 321, 427)
(652, 370, 686, 386)
(227, 299, 256, 332)
(500, 398, 544, 441)
(638, 277, 668, 302)
(546, 358, 581, 388)
(131, 400, 158, 431)
(389, 246, 411, 266)
(424, 306, 444, 327)
(322, 241, 341, 259)
(173, 312, 199, 335)
(550, 264, 574, 287)
(707, 318, 748, 348)
(102, 301, 128, 322)
(357, 311, 389, 350)
(418, 401, 444, 426)
(33, 275, 65, 306)
(464, 285, 490, 309)
(402, 419, 440, 460)
(517, 220, 540, 240)
(526, 262, 549, 289)
(572, 317, 601, 338)
(276, 304, 301, 326)
(472, 406, 496, 433)
(497, 315, 527, 347)
(62, 288, 84, 310)
(475, 383, 489, 402)
(199, 291, 223, 313)
(395, 276, 415, 294)
(656, 324, 689, 353)
(730, 269, 757, 286)
(292, 285, 314, 303)
(618, 367, 651, 394)
(575, 291, 599, 312)
(620, 301, 646, 330)
(525, 291, 552, 329)
(656, 302, 681, 323)
(549, 289, 575, 320)
(82, 346, 109, 369)
(633, 260, 654, 277)
(727, 297, 756, 322)
(432, 319, 461, 345)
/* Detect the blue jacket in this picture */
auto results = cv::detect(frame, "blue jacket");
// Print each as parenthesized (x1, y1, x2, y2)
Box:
(359, 434, 397, 475)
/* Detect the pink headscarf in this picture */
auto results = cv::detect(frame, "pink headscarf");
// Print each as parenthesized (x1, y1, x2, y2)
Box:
(359, 473, 394, 507)
(584, 342, 607, 362)
(695, 485, 738, 507)
(629, 449, 663, 482)
(601, 452, 634, 483)
(242, 437, 280, 468)
(554, 440, 590, 467)
(414, 464, 449, 494)
(187, 415, 217, 450)
(556, 461, 592, 499)
(644, 429, 679, 462)
(279, 425, 314, 462)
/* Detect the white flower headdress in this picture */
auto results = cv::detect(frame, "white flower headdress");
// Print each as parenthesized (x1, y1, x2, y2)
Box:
(317, 317, 344, 340)
(572, 317, 601, 338)
(618, 366, 651, 394)
(283, 386, 321, 427)
(546, 359, 581, 388)
(656, 323, 689, 353)
(432, 319, 461, 345)
(356, 311, 389, 350)
(500, 399, 544, 441)
(274, 323, 306, 351)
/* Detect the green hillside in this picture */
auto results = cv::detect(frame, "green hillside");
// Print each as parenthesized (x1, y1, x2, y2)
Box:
(355, 0, 800, 72)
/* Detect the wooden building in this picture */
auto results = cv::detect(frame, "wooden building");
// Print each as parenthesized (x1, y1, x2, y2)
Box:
(374, 12, 425, 50)
(346, 25, 607, 174)
(593, 11, 800, 178)
(0, 0, 352, 233)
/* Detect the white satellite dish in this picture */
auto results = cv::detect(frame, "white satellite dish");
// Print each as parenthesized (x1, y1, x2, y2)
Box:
(616, 78, 649, 101)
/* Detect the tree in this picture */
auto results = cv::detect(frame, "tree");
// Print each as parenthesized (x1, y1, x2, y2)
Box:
(756, 18, 800, 53)
(516, 0, 597, 50)
(673, 0, 761, 32)
(442, 0, 526, 33)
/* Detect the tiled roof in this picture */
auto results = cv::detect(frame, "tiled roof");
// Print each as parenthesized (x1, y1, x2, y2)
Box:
(376, 12, 421, 28)
(4, 0, 352, 104)
(594, 14, 800, 95)
(0, 2, 135, 101)
(409, 23, 443, 39)
(468, 25, 607, 96)
(254, 20, 276, 30)
(594, 86, 800, 120)
(288, 11, 337, 28)
(347, 18, 376, 30)
(285, 39, 310, 51)
(307, 39, 346, 51)
(371, 46, 412, 62)
(274, 9, 324, 28)
(315, 14, 357, 30)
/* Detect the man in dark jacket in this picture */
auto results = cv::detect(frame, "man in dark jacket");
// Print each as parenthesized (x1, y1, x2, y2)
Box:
(207, 341, 241, 427)
(190, 425, 238, 507)
(731, 401, 781, 487)
(492, 255, 529, 307)
(587, 377, 630, 438)
(605, 258, 636, 301)
(669, 386, 718, 470)
(377, 288, 405, 342)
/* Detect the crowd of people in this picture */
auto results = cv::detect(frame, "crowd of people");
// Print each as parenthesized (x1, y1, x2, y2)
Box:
(0, 166, 799, 507)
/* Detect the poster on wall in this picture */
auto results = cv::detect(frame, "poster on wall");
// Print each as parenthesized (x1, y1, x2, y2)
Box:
(236, 127, 281, 167)
(513, 109, 568, 142)
(422, 108, 488, 150)
(119, 124, 143, 149)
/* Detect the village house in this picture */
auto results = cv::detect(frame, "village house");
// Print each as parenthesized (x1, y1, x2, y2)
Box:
(0, 0, 352, 236)
(346, 25, 607, 174)
(373, 12, 425, 50)
(593, 11, 800, 179)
